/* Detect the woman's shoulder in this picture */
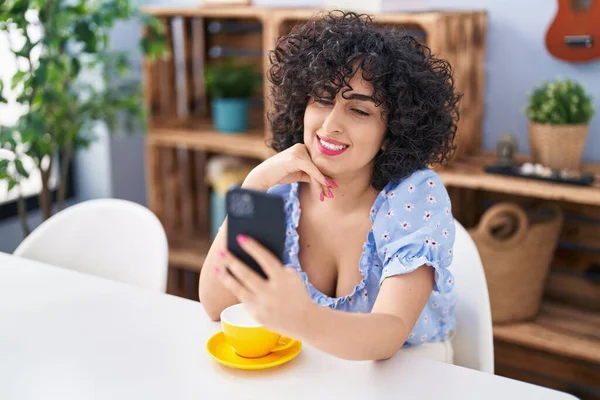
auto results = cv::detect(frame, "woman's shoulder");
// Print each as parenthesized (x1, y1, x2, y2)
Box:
(372, 168, 449, 216)
(384, 168, 446, 196)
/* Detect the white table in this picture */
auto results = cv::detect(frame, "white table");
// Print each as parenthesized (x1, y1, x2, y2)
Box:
(0, 252, 577, 400)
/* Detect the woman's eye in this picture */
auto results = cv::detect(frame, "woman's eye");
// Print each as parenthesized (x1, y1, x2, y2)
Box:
(353, 109, 370, 116)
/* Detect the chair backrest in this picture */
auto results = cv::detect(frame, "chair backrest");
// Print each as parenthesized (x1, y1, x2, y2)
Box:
(14, 199, 168, 292)
(448, 220, 495, 373)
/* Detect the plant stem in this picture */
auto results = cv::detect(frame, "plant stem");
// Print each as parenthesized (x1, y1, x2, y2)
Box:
(17, 186, 31, 237)
(57, 144, 72, 212)
(38, 156, 53, 221)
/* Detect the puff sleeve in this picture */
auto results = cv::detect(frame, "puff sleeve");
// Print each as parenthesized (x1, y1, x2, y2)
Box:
(372, 169, 456, 293)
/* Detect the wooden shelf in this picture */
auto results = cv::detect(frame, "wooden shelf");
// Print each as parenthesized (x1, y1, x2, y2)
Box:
(494, 301, 600, 365)
(147, 122, 274, 160)
(168, 233, 211, 273)
(439, 152, 600, 207)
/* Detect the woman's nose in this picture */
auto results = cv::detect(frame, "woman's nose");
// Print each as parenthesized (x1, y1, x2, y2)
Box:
(321, 103, 346, 134)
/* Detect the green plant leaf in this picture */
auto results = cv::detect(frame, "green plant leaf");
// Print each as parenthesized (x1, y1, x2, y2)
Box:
(524, 77, 595, 125)
(74, 21, 97, 53)
(11, 70, 27, 90)
(0, 80, 6, 103)
(71, 58, 81, 76)
(10, 0, 31, 18)
(15, 159, 29, 178)
(8, 179, 18, 192)
(204, 59, 262, 99)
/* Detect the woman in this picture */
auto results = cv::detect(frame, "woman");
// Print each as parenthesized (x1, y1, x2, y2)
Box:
(199, 10, 461, 362)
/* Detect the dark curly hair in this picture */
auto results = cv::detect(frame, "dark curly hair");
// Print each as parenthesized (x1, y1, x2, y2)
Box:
(267, 10, 462, 190)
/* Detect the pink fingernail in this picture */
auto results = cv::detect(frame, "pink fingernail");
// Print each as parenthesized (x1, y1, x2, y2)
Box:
(327, 189, 334, 198)
(319, 192, 325, 202)
(330, 181, 339, 189)
(236, 234, 249, 245)
(214, 266, 221, 274)
(325, 179, 333, 187)
(218, 250, 226, 259)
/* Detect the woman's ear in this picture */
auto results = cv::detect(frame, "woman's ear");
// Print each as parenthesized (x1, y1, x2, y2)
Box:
(380, 139, 388, 152)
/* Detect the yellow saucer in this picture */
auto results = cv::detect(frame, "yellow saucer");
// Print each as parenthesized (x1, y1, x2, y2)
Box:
(207, 331, 302, 370)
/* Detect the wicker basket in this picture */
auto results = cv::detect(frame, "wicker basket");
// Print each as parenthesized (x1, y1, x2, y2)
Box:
(529, 122, 589, 171)
(469, 202, 563, 323)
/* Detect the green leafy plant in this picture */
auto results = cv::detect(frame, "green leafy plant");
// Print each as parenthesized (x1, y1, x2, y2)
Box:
(0, 0, 166, 236)
(204, 59, 262, 99)
(525, 78, 595, 125)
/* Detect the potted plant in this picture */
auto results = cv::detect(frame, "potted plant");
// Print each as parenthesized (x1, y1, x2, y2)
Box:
(524, 78, 595, 171)
(0, 0, 166, 236)
(204, 59, 262, 134)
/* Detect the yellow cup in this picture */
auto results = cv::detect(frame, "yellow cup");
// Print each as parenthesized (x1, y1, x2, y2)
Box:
(220, 303, 297, 358)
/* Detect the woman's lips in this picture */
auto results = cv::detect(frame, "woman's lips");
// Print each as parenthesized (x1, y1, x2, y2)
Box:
(316, 135, 349, 156)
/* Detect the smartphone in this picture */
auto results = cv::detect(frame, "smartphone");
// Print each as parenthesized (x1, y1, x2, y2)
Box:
(226, 186, 286, 279)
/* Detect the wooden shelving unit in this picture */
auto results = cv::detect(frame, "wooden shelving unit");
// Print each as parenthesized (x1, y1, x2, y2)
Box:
(439, 152, 600, 207)
(439, 152, 600, 399)
(141, 4, 488, 275)
(140, 5, 599, 398)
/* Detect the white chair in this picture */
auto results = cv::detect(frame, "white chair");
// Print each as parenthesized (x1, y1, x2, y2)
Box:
(448, 220, 495, 374)
(14, 198, 168, 293)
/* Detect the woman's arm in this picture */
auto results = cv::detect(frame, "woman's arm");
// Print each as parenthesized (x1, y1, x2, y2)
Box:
(199, 145, 335, 321)
(198, 218, 239, 321)
(299, 266, 434, 360)
(215, 235, 434, 361)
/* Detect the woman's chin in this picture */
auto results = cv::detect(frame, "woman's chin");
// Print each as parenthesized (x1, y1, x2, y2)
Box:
(313, 158, 339, 178)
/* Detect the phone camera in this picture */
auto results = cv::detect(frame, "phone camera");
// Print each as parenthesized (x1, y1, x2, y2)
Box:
(228, 192, 254, 218)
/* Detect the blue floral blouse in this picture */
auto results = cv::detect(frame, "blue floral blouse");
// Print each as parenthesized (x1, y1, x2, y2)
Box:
(268, 167, 456, 346)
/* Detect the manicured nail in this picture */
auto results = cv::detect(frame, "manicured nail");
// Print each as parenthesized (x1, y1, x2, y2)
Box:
(218, 250, 226, 259)
(330, 181, 339, 189)
(325, 179, 333, 187)
(214, 266, 221, 274)
(236, 234, 249, 245)
(327, 189, 334, 198)
(319, 192, 325, 202)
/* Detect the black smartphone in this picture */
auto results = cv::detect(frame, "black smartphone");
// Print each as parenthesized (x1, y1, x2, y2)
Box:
(226, 186, 286, 279)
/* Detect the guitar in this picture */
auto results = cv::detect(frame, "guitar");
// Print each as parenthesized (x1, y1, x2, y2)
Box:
(545, 0, 600, 62)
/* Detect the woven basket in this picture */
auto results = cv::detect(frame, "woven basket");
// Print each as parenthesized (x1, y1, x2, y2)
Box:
(529, 122, 589, 171)
(469, 202, 564, 323)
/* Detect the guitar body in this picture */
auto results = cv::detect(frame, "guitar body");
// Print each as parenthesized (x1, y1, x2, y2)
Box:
(545, 0, 600, 62)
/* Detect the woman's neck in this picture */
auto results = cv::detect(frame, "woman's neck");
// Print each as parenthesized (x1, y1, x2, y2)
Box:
(303, 167, 379, 213)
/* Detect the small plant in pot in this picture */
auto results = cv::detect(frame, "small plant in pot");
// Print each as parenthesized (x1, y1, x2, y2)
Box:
(204, 59, 262, 134)
(524, 78, 595, 171)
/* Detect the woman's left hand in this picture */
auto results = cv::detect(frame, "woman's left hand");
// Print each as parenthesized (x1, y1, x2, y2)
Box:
(215, 234, 315, 338)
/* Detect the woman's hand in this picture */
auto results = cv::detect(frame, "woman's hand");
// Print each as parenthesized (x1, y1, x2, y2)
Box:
(243, 143, 338, 201)
(214, 234, 316, 338)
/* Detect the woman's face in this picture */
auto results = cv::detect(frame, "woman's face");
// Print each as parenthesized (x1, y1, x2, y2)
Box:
(303, 73, 387, 179)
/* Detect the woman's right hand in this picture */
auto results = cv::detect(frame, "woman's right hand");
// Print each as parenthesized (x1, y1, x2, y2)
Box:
(242, 143, 337, 200)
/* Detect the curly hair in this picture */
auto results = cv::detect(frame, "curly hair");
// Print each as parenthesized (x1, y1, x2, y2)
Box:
(267, 10, 462, 190)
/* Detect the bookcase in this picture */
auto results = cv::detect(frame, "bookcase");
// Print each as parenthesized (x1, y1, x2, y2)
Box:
(140, 5, 488, 276)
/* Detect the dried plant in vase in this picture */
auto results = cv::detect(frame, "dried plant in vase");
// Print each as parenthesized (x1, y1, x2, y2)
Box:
(524, 77, 595, 171)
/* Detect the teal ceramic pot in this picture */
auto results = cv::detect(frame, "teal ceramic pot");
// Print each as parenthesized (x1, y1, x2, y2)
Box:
(211, 98, 249, 134)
